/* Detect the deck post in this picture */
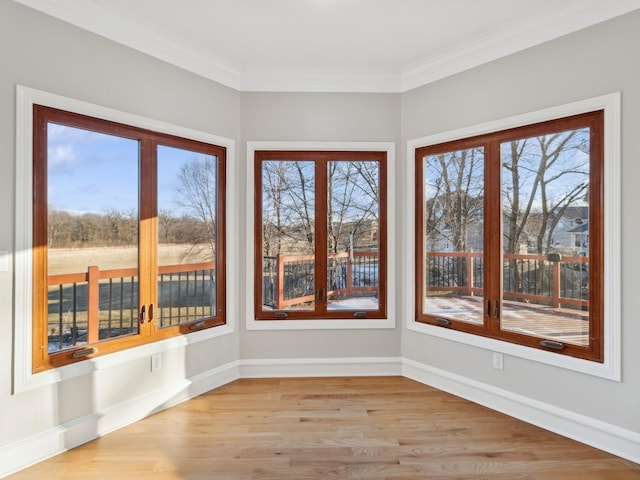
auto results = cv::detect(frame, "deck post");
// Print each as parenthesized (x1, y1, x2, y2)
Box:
(277, 254, 285, 310)
(552, 260, 561, 308)
(346, 254, 353, 297)
(466, 251, 474, 296)
(87, 265, 100, 343)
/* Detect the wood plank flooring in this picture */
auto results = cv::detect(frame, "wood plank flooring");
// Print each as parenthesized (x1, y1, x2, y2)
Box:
(7, 376, 640, 479)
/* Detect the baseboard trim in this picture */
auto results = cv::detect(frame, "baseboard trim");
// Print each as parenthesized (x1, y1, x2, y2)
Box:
(402, 358, 640, 464)
(97, 360, 241, 437)
(0, 360, 241, 478)
(239, 356, 403, 378)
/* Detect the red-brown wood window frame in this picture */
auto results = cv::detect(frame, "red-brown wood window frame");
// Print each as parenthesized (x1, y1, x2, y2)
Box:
(32, 105, 226, 372)
(415, 111, 604, 362)
(254, 150, 388, 320)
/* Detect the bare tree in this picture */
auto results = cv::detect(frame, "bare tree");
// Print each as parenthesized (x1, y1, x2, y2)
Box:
(260, 158, 382, 296)
(424, 148, 484, 253)
(262, 159, 380, 256)
(290, 161, 315, 252)
(327, 160, 379, 254)
(48, 207, 71, 248)
(502, 129, 589, 255)
(172, 155, 220, 315)
(176, 155, 218, 260)
(502, 128, 589, 295)
(261, 161, 284, 256)
(261, 160, 315, 255)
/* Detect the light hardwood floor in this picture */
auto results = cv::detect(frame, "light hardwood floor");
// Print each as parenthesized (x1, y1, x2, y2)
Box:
(7, 376, 640, 479)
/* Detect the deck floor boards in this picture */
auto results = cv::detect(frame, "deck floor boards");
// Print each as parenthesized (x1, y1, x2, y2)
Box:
(426, 296, 589, 345)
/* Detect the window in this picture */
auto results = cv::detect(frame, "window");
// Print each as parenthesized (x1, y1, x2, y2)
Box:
(254, 150, 387, 320)
(415, 111, 604, 362)
(32, 105, 226, 371)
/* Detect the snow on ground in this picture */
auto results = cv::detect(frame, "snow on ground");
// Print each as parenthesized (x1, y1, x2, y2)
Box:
(425, 296, 484, 324)
(424, 295, 588, 346)
(328, 296, 379, 310)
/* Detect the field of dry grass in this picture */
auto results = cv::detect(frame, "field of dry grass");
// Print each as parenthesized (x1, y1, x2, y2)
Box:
(46, 244, 215, 346)
(48, 244, 210, 274)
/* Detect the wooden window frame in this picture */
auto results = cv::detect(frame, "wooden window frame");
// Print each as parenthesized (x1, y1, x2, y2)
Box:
(32, 105, 226, 372)
(253, 150, 388, 321)
(415, 111, 604, 362)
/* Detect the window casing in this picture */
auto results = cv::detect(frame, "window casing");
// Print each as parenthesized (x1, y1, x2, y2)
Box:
(32, 105, 226, 371)
(254, 150, 387, 320)
(415, 111, 604, 362)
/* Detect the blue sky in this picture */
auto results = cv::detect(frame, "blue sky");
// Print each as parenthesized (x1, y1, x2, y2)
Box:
(47, 123, 202, 217)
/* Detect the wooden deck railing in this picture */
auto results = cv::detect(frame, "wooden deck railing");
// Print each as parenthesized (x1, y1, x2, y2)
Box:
(262, 251, 379, 310)
(426, 251, 589, 309)
(262, 250, 588, 311)
(48, 251, 588, 344)
(47, 262, 215, 350)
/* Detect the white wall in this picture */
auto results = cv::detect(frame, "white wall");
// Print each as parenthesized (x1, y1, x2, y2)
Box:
(2, 0, 640, 475)
(239, 92, 402, 361)
(0, 2, 241, 473)
(401, 9, 640, 437)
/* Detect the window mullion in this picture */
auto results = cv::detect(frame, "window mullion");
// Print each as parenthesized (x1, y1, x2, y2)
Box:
(484, 140, 502, 335)
(315, 157, 328, 314)
(138, 138, 157, 337)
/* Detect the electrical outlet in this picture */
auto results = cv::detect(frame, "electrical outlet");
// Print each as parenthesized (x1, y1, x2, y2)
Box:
(151, 353, 161, 372)
(492, 352, 504, 370)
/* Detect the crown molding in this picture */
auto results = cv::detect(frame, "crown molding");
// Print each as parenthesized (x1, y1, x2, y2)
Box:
(12, 0, 640, 93)
(401, 0, 640, 92)
(239, 69, 402, 93)
(12, 0, 242, 90)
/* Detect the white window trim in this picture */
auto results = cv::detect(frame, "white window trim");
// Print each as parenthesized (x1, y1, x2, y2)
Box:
(14, 85, 237, 393)
(246, 141, 396, 331)
(406, 93, 621, 381)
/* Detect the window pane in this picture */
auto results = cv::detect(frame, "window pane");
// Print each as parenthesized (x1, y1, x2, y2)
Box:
(501, 127, 590, 346)
(157, 146, 218, 327)
(260, 160, 316, 311)
(422, 148, 484, 325)
(327, 160, 380, 311)
(46, 123, 139, 352)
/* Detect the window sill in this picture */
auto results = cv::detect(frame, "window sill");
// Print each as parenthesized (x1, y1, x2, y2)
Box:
(15, 324, 234, 394)
(407, 319, 619, 381)
(246, 317, 395, 330)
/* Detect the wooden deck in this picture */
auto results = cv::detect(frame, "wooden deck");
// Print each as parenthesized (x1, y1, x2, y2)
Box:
(7, 377, 640, 479)
(425, 296, 589, 346)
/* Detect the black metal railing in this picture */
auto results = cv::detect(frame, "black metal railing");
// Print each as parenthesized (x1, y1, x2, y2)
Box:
(47, 263, 216, 352)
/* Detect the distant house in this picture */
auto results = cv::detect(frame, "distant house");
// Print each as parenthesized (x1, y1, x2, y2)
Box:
(425, 197, 587, 256)
(552, 206, 589, 255)
(424, 194, 484, 253)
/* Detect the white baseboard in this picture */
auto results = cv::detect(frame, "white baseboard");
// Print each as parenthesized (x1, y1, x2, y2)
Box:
(97, 360, 241, 437)
(0, 360, 241, 478)
(239, 356, 403, 378)
(402, 358, 640, 464)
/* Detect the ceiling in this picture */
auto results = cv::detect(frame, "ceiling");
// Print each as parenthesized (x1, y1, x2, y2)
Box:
(13, 0, 640, 92)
